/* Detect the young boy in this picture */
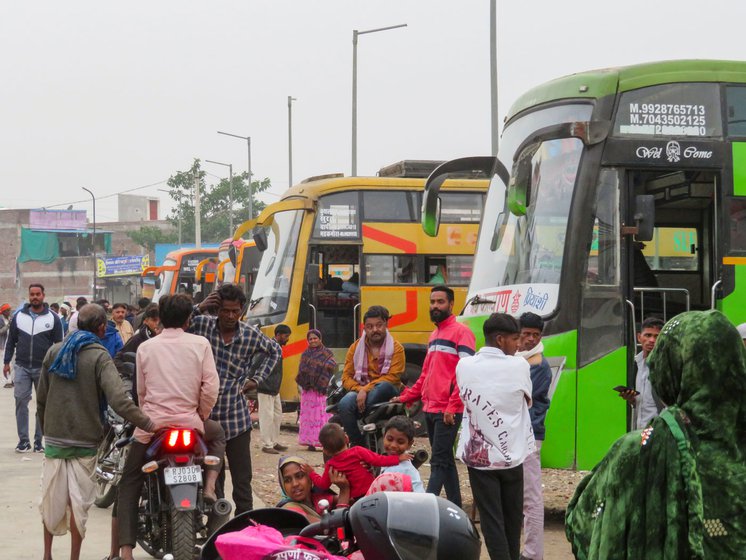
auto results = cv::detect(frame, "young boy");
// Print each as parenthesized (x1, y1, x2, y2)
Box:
(456, 312, 534, 560)
(305, 423, 412, 501)
(379, 416, 425, 492)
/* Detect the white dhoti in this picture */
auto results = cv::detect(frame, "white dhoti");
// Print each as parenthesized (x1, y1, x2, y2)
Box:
(39, 455, 97, 537)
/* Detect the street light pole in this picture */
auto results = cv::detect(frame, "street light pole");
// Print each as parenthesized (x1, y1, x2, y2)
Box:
(81, 187, 97, 297)
(351, 23, 407, 176)
(194, 168, 202, 249)
(205, 159, 234, 235)
(217, 131, 253, 219)
(288, 96, 297, 187)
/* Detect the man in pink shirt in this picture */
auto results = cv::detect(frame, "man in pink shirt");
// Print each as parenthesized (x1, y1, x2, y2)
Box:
(117, 294, 224, 560)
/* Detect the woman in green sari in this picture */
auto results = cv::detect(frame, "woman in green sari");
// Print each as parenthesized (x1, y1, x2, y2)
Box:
(566, 310, 746, 559)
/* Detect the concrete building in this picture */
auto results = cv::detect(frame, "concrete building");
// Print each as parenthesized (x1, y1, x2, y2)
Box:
(0, 208, 172, 308)
(117, 193, 160, 222)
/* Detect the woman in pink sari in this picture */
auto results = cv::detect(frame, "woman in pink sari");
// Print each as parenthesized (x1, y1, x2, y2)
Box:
(296, 329, 336, 451)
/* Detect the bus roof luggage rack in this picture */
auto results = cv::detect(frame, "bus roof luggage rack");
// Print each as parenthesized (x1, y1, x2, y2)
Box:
(378, 160, 445, 178)
(301, 173, 345, 184)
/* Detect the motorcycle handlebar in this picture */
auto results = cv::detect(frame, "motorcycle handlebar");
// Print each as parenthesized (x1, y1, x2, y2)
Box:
(298, 507, 349, 539)
(115, 436, 134, 449)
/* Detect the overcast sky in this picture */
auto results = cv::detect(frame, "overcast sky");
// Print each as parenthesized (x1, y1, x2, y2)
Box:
(2, 1, 745, 223)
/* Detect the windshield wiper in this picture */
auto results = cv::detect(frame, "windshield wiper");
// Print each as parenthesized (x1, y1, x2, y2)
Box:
(467, 294, 497, 306)
(248, 296, 265, 310)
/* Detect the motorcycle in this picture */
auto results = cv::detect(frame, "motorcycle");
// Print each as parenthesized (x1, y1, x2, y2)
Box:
(93, 408, 133, 508)
(95, 351, 138, 508)
(135, 427, 232, 560)
(200, 492, 481, 560)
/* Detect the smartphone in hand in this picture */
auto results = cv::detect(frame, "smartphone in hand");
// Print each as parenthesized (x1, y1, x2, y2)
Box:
(613, 385, 640, 395)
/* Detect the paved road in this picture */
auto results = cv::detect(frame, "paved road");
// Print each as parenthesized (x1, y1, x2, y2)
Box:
(0, 385, 266, 560)
(0, 385, 573, 560)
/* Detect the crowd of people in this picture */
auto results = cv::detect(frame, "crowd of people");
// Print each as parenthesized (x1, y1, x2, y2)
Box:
(2, 280, 745, 560)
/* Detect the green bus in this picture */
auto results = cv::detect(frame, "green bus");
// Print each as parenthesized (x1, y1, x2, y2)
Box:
(422, 60, 746, 470)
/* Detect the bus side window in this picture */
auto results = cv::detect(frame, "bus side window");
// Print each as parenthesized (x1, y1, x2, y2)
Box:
(425, 255, 473, 286)
(364, 255, 417, 284)
(439, 192, 484, 223)
(579, 168, 623, 367)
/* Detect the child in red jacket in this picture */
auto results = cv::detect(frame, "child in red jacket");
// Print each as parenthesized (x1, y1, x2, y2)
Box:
(304, 423, 412, 501)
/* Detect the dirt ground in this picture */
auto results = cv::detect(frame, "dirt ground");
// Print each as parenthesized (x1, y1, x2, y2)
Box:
(250, 413, 581, 560)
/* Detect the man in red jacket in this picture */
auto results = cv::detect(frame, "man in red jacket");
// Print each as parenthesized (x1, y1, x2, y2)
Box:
(393, 285, 475, 507)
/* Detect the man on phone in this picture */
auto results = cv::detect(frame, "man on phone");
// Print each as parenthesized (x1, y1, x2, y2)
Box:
(620, 316, 664, 430)
(190, 284, 281, 514)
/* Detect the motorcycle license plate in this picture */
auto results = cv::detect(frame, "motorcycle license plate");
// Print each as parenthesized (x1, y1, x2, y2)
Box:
(164, 466, 202, 485)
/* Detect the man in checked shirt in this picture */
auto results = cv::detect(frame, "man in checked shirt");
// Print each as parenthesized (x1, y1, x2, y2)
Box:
(191, 283, 281, 514)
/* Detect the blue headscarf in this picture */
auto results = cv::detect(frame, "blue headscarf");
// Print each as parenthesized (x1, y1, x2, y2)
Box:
(49, 330, 101, 379)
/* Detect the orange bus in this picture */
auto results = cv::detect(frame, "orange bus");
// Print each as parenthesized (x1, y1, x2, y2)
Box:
(142, 247, 219, 303)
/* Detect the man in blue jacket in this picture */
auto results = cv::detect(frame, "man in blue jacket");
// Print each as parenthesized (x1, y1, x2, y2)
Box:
(3, 283, 64, 453)
(517, 312, 552, 560)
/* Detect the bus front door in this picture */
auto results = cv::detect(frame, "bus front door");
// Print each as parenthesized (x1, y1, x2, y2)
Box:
(623, 167, 720, 398)
(308, 244, 361, 352)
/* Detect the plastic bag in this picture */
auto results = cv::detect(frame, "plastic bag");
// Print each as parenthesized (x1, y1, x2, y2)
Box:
(215, 523, 348, 560)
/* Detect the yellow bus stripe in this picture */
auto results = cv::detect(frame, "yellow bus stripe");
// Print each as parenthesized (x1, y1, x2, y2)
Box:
(723, 256, 746, 265)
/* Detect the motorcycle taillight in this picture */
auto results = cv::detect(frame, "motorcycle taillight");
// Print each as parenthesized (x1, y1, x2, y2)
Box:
(164, 429, 195, 452)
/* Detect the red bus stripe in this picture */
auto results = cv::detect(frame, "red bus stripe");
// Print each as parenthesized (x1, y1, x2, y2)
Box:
(282, 339, 308, 358)
(362, 225, 417, 254)
(387, 290, 419, 328)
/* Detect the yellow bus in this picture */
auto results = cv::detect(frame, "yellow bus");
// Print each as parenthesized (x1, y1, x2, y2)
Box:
(142, 247, 219, 303)
(233, 161, 488, 404)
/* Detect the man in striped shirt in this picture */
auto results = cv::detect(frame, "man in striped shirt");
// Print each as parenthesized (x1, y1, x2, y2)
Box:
(191, 283, 281, 514)
(394, 284, 475, 507)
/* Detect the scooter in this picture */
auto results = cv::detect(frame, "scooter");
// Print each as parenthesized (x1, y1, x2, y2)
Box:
(136, 428, 232, 559)
(200, 492, 481, 560)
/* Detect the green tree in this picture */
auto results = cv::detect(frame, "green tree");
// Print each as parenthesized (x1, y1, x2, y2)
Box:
(164, 159, 270, 244)
(127, 225, 177, 252)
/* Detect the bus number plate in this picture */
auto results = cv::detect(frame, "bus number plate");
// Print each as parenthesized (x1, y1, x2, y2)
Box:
(164, 466, 202, 485)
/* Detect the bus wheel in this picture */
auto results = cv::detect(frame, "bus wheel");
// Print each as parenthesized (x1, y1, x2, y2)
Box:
(403, 362, 427, 437)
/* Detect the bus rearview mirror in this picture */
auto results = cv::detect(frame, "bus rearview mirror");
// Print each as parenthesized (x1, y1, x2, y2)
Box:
(508, 144, 538, 216)
(422, 156, 497, 237)
(253, 230, 268, 252)
(228, 245, 238, 267)
(634, 195, 655, 242)
(154, 277, 162, 290)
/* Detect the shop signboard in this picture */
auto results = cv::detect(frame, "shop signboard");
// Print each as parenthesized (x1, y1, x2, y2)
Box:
(96, 255, 150, 278)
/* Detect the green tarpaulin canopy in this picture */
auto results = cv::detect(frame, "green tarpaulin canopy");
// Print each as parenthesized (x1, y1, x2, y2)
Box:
(19, 228, 59, 263)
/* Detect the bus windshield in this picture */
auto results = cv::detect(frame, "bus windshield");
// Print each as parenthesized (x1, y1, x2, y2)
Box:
(468, 104, 592, 310)
(245, 209, 304, 320)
